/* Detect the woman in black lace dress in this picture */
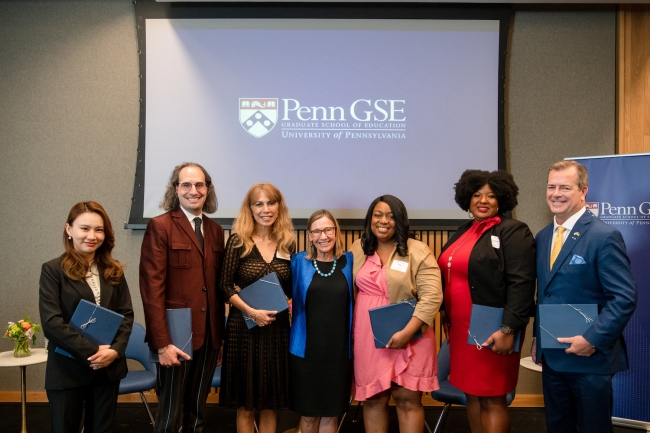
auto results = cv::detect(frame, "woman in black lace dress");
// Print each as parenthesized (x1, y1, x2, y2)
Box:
(219, 182, 295, 433)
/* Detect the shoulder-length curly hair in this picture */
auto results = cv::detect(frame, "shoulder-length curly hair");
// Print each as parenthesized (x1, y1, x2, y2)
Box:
(454, 169, 519, 213)
(231, 182, 296, 257)
(305, 209, 345, 261)
(160, 162, 218, 214)
(61, 201, 124, 284)
(360, 195, 410, 257)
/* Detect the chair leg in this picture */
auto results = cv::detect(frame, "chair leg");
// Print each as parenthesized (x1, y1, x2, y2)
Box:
(424, 419, 433, 433)
(432, 403, 452, 433)
(139, 391, 156, 427)
(336, 396, 354, 433)
(337, 413, 347, 433)
(352, 400, 361, 423)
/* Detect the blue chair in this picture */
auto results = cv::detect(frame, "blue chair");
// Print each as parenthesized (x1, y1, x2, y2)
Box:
(430, 339, 516, 433)
(119, 323, 157, 427)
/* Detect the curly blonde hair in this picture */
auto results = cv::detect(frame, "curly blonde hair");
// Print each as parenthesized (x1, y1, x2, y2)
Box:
(232, 182, 296, 257)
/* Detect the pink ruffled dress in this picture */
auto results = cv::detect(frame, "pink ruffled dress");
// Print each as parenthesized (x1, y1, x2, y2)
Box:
(353, 252, 438, 401)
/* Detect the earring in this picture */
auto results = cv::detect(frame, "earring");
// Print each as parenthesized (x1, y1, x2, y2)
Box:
(68, 236, 72, 240)
(310, 242, 313, 247)
(468, 211, 474, 219)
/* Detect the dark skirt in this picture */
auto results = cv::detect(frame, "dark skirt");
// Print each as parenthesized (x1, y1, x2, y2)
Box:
(289, 258, 352, 417)
(220, 308, 291, 411)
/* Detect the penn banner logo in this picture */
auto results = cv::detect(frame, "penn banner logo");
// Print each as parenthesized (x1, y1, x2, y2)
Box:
(586, 202, 599, 217)
(239, 98, 278, 138)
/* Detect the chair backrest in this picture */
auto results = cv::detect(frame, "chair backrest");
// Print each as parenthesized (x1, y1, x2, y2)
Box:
(437, 338, 517, 406)
(437, 339, 452, 381)
(125, 322, 156, 374)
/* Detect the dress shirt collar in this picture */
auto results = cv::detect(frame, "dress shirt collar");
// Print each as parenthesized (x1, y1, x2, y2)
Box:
(554, 206, 586, 233)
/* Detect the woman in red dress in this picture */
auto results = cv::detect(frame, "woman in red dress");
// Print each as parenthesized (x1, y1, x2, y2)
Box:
(438, 170, 536, 433)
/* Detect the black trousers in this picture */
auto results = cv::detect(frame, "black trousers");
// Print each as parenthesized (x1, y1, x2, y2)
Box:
(155, 313, 218, 433)
(542, 359, 614, 433)
(47, 370, 119, 433)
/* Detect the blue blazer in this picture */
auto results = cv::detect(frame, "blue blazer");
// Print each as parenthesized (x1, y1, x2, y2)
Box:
(289, 251, 353, 358)
(535, 211, 637, 374)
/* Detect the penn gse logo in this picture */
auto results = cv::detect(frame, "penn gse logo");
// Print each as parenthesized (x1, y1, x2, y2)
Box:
(240, 98, 278, 138)
(586, 202, 599, 217)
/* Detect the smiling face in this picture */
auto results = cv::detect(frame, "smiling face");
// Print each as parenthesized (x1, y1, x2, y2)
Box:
(546, 167, 587, 225)
(469, 184, 499, 222)
(250, 191, 279, 228)
(309, 216, 337, 259)
(371, 201, 396, 244)
(65, 212, 105, 262)
(176, 166, 207, 216)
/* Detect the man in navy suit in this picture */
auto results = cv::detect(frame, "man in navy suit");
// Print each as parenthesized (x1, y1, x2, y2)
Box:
(532, 160, 636, 433)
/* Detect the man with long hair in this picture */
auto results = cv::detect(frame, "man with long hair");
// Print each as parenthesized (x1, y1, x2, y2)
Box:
(139, 162, 225, 433)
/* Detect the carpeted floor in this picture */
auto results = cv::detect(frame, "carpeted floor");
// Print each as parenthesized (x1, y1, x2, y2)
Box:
(0, 403, 640, 433)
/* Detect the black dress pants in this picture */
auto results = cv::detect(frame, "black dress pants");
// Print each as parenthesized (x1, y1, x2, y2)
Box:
(47, 370, 119, 433)
(154, 312, 218, 433)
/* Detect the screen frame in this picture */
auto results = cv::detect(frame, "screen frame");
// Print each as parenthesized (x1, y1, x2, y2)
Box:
(128, 0, 511, 230)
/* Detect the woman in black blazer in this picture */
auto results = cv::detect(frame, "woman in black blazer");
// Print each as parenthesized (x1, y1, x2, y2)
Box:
(39, 201, 133, 433)
(438, 170, 536, 433)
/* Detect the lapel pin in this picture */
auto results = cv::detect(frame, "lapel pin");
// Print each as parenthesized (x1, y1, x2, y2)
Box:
(573, 232, 580, 236)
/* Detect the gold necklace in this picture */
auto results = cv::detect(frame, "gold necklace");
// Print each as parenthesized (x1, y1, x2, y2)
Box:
(253, 235, 272, 244)
(446, 229, 474, 282)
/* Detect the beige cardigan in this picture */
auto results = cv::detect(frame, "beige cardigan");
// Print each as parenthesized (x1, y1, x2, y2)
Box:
(351, 238, 443, 331)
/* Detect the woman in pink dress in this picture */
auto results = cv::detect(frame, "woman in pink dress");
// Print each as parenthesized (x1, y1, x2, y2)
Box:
(438, 170, 536, 433)
(351, 195, 443, 433)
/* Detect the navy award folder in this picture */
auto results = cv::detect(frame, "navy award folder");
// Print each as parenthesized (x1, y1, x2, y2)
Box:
(369, 299, 423, 349)
(538, 304, 598, 349)
(238, 272, 289, 329)
(150, 308, 193, 362)
(54, 299, 125, 359)
(467, 304, 521, 352)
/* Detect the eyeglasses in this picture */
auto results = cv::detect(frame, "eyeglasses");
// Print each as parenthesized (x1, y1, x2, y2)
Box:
(177, 182, 208, 192)
(309, 227, 336, 237)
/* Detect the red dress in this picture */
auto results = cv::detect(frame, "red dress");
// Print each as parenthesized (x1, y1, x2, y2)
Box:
(437, 218, 521, 396)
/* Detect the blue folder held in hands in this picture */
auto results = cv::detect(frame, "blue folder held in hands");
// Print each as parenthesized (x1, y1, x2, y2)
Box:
(150, 308, 193, 362)
(369, 299, 423, 349)
(238, 272, 289, 329)
(467, 304, 521, 352)
(538, 304, 598, 349)
(55, 299, 125, 360)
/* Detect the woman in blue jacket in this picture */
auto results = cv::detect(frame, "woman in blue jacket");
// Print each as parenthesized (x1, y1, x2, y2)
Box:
(289, 209, 353, 433)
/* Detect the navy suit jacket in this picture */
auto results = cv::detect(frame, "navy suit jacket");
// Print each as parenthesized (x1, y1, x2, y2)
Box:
(535, 210, 636, 374)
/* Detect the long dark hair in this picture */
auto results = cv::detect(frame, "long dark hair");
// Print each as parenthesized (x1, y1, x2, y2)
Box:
(360, 195, 410, 257)
(61, 201, 124, 284)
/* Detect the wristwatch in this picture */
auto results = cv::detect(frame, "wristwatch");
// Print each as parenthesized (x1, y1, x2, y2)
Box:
(500, 325, 515, 335)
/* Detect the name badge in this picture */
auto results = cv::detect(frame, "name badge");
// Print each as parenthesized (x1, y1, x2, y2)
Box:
(491, 236, 500, 249)
(390, 260, 409, 273)
(276, 252, 291, 261)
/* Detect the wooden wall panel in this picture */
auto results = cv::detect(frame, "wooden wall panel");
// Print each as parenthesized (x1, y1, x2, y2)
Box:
(617, 5, 650, 154)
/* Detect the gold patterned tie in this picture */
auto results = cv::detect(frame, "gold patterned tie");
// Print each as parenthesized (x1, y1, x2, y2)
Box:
(550, 226, 566, 270)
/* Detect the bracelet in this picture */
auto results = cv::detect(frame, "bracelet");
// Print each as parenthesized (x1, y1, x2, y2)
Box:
(252, 310, 258, 322)
(157, 346, 169, 354)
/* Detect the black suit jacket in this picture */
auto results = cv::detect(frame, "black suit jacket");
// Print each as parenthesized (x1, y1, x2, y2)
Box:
(39, 256, 134, 390)
(440, 217, 537, 330)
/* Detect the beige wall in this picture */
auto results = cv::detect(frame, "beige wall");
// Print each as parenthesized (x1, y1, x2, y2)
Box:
(0, 0, 616, 397)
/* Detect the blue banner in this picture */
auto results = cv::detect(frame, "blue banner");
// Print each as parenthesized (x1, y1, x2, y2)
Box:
(574, 154, 650, 423)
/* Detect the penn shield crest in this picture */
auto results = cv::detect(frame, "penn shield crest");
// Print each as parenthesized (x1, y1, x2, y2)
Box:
(586, 202, 599, 217)
(239, 98, 278, 138)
